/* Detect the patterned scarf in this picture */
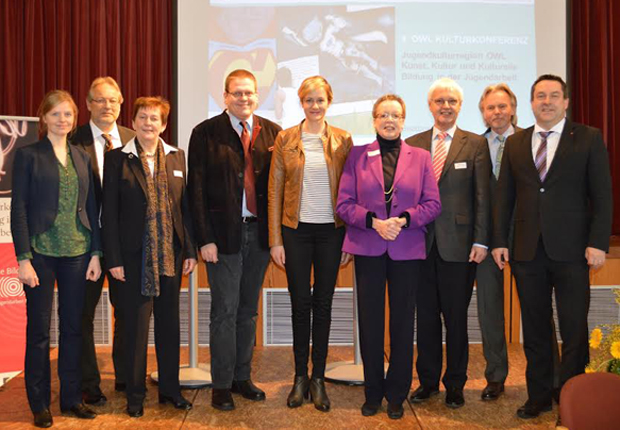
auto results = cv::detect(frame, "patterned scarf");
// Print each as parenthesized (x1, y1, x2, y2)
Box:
(136, 139, 175, 297)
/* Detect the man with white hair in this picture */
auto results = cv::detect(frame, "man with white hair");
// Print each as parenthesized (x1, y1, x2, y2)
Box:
(406, 78, 491, 409)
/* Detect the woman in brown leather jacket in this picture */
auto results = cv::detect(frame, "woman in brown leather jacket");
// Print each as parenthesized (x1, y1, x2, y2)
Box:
(268, 76, 353, 412)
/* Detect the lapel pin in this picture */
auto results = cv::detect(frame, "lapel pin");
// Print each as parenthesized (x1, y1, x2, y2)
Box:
(129, 154, 134, 159)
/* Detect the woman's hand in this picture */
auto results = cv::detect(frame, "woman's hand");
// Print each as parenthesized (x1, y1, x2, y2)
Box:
(183, 258, 197, 275)
(109, 266, 126, 282)
(86, 255, 102, 282)
(340, 252, 352, 265)
(18, 260, 39, 288)
(372, 218, 402, 241)
(271, 245, 286, 267)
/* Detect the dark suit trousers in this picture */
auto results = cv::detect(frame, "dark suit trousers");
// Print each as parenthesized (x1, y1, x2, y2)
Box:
(25, 252, 89, 413)
(119, 248, 183, 407)
(416, 242, 475, 390)
(282, 223, 344, 378)
(511, 240, 590, 403)
(80, 259, 125, 396)
(208, 222, 270, 389)
(355, 254, 420, 405)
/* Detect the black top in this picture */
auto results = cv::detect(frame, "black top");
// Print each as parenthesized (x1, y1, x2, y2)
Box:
(377, 133, 401, 214)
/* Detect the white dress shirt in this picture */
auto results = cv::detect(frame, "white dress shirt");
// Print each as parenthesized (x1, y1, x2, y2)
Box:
(227, 111, 255, 217)
(532, 117, 566, 170)
(89, 120, 122, 184)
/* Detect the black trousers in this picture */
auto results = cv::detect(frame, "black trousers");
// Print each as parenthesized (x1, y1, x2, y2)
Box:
(118, 248, 183, 408)
(24, 252, 89, 413)
(511, 240, 590, 403)
(355, 254, 420, 405)
(282, 223, 344, 378)
(416, 242, 476, 390)
(80, 258, 125, 396)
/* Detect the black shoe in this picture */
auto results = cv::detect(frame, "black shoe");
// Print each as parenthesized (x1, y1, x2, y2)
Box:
(516, 400, 552, 419)
(309, 377, 330, 412)
(83, 391, 107, 406)
(115, 382, 126, 392)
(387, 402, 404, 420)
(287, 376, 310, 408)
(159, 393, 193, 410)
(481, 382, 504, 401)
(33, 409, 53, 428)
(127, 404, 144, 418)
(410, 385, 440, 403)
(361, 402, 381, 417)
(61, 403, 97, 419)
(212, 388, 235, 411)
(445, 387, 465, 409)
(231, 380, 266, 401)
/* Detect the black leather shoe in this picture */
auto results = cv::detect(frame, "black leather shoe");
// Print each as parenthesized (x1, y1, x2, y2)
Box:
(361, 402, 381, 417)
(212, 388, 235, 411)
(127, 404, 144, 418)
(410, 385, 440, 403)
(83, 391, 107, 406)
(61, 403, 97, 419)
(115, 382, 126, 392)
(287, 376, 310, 408)
(516, 400, 552, 419)
(309, 377, 330, 412)
(445, 387, 465, 409)
(159, 393, 193, 410)
(33, 409, 53, 428)
(231, 380, 266, 401)
(387, 402, 404, 419)
(481, 382, 504, 401)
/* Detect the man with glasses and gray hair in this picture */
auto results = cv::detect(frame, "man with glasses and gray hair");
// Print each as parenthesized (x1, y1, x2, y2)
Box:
(406, 77, 491, 409)
(70, 76, 135, 406)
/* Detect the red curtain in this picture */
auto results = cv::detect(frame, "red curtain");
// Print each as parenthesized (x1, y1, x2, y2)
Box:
(571, 0, 620, 235)
(0, 0, 172, 142)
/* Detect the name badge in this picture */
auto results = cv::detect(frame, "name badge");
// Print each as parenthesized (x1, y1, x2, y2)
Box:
(368, 149, 380, 157)
(454, 162, 467, 170)
(174, 170, 184, 178)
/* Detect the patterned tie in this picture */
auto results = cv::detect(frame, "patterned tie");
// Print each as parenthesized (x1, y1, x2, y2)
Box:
(432, 132, 448, 182)
(102, 133, 114, 152)
(494, 134, 506, 179)
(535, 131, 551, 182)
(240, 121, 257, 215)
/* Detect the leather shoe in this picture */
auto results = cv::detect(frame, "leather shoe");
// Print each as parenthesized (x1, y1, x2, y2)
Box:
(481, 382, 504, 401)
(83, 391, 107, 406)
(231, 380, 266, 401)
(516, 400, 552, 419)
(159, 393, 193, 410)
(309, 377, 330, 412)
(33, 409, 53, 428)
(212, 388, 235, 411)
(361, 402, 380, 417)
(445, 387, 465, 409)
(410, 385, 439, 403)
(115, 382, 126, 392)
(387, 402, 404, 419)
(127, 404, 144, 418)
(287, 376, 310, 408)
(61, 403, 97, 419)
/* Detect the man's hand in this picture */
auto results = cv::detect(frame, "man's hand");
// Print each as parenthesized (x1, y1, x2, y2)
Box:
(271, 245, 286, 267)
(492, 248, 509, 270)
(340, 252, 352, 266)
(585, 247, 606, 270)
(469, 245, 488, 264)
(201, 243, 218, 264)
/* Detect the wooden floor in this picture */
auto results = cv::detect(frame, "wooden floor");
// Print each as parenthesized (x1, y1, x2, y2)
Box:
(0, 345, 561, 429)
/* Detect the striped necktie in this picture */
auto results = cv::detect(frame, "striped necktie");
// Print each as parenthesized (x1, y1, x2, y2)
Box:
(535, 131, 551, 181)
(432, 132, 448, 182)
(240, 121, 257, 215)
(102, 133, 114, 152)
(493, 134, 506, 179)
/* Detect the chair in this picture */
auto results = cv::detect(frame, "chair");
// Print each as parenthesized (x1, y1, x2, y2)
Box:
(559, 372, 620, 429)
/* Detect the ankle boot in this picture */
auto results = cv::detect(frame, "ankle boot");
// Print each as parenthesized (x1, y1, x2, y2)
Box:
(287, 376, 310, 408)
(309, 377, 330, 412)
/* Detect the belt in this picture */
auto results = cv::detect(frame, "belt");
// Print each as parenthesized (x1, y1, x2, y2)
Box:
(242, 216, 258, 223)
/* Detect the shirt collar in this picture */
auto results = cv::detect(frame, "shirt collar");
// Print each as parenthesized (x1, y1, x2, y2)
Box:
(226, 110, 253, 131)
(121, 137, 178, 156)
(487, 124, 515, 142)
(89, 120, 120, 141)
(534, 117, 566, 137)
(432, 124, 457, 140)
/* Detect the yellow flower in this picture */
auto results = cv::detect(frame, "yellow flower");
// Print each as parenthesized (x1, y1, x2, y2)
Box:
(590, 328, 603, 349)
(611, 342, 620, 359)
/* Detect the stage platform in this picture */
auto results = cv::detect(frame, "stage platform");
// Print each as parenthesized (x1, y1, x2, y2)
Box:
(0, 345, 561, 429)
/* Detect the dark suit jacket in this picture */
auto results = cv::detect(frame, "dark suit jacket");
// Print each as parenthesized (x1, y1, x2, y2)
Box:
(406, 127, 491, 262)
(69, 123, 135, 209)
(188, 111, 282, 254)
(11, 137, 101, 257)
(493, 120, 613, 262)
(101, 139, 196, 269)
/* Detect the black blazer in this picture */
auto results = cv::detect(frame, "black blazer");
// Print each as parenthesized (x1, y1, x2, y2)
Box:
(188, 111, 282, 254)
(10, 137, 101, 257)
(406, 127, 491, 262)
(493, 120, 613, 262)
(69, 122, 135, 209)
(101, 138, 196, 269)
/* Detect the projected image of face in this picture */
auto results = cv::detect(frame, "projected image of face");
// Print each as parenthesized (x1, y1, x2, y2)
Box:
(374, 100, 404, 141)
(531, 80, 568, 130)
(429, 87, 462, 131)
(301, 88, 330, 124)
(224, 78, 258, 121)
(483, 90, 514, 135)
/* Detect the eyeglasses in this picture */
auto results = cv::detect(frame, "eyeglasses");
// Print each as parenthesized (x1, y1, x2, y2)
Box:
(91, 98, 121, 106)
(375, 112, 404, 120)
(227, 91, 256, 99)
(433, 98, 459, 107)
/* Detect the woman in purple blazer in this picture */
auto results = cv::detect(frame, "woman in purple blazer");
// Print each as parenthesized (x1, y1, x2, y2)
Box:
(336, 94, 441, 419)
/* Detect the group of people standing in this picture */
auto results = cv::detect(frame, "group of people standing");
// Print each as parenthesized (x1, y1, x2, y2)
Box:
(11, 68, 612, 429)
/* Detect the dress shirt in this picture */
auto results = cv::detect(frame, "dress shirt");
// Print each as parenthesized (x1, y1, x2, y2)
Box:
(532, 117, 565, 171)
(431, 124, 457, 159)
(485, 124, 515, 173)
(227, 111, 255, 217)
(90, 120, 122, 183)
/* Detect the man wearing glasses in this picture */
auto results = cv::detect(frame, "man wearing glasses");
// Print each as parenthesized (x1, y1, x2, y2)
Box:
(70, 76, 135, 406)
(188, 69, 281, 411)
(406, 78, 491, 409)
